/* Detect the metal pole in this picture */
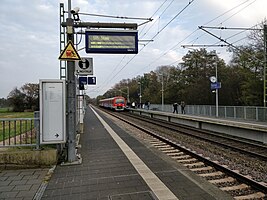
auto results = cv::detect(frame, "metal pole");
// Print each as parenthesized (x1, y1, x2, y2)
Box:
(34, 111, 40, 150)
(162, 75, 164, 111)
(215, 62, 219, 117)
(127, 86, 129, 103)
(264, 25, 267, 107)
(66, 0, 77, 162)
(139, 82, 142, 107)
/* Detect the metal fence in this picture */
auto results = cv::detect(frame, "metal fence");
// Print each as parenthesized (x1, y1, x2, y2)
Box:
(149, 104, 267, 122)
(0, 117, 40, 148)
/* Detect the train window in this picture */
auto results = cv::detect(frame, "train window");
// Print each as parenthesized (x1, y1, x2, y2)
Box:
(115, 99, 124, 104)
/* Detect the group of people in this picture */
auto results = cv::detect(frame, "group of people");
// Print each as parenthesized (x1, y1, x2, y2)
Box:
(173, 101, 186, 114)
(130, 100, 185, 114)
(131, 101, 150, 110)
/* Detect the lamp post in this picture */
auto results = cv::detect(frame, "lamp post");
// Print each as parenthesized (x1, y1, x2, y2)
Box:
(127, 86, 130, 103)
(215, 61, 219, 117)
(158, 74, 164, 111)
(138, 82, 142, 107)
(209, 52, 219, 118)
(161, 74, 164, 111)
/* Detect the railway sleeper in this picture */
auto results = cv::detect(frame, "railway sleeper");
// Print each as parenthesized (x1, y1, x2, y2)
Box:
(176, 158, 197, 163)
(158, 146, 174, 151)
(208, 177, 235, 184)
(220, 183, 249, 191)
(198, 171, 224, 178)
(190, 166, 213, 172)
(149, 141, 165, 145)
(183, 162, 205, 168)
(172, 155, 191, 159)
(233, 192, 266, 200)
(153, 144, 171, 147)
(166, 152, 184, 156)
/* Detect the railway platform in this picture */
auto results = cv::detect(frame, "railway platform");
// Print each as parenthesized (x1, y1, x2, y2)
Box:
(41, 105, 232, 200)
(0, 105, 234, 200)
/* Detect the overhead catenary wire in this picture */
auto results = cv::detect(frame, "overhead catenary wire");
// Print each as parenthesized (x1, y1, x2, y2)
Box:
(131, 0, 256, 76)
(180, 0, 257, 50)
(94, 0, 171, 91)
(178, 21, 263, 68)
(150, 0, 259, 71)
(90, 0, 261, 95)
(74, 12, 152, 21)
(108, 0, 195, 81)
(91, 1, 171, 94)
(90, 0, 177, 94)
(139, 0, 176, 38)
(139, 0, 169, 36)
(175, 0, 260, 66)
(198, 26, 264, 63)
(93, 0, 196, 94)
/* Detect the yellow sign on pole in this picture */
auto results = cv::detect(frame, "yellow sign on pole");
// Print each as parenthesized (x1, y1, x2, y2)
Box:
(59, 41, 81, 60)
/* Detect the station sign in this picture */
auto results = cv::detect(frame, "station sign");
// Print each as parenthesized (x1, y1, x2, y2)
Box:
(79, 76, 88, 85)
(211, 82, 221, 90)
(85, 30, 138, 54)
(88, 77, 96, 85)
(75, 57, 93, 75)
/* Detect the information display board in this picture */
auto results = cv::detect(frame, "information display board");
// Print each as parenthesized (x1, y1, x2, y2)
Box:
(85, 30, 138, 54)
(39, 80, 66, 144)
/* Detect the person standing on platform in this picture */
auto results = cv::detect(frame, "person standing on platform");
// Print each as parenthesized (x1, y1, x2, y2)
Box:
(173, 102, 178, 114)
(181, 101, 186, 114)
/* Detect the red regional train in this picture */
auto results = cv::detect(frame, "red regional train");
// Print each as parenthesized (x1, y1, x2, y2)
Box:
(99, 96, 126, 111)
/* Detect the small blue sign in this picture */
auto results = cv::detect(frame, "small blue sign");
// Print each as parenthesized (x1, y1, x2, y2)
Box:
(88, 77, 96, 85)
(211, 82, 221, 90)
(79, 77, 88, 85)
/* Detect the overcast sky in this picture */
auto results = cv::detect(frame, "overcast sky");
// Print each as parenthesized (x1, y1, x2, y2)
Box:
(0, 0, 266, 98)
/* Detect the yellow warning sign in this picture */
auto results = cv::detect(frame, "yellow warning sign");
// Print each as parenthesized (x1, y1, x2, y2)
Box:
(58, 40, 81, 60)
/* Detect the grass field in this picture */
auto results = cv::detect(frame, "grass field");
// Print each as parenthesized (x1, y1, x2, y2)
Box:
(0, 107, 12, 113)
(0, 107, 34, 118)
(0, 112, 34, 119)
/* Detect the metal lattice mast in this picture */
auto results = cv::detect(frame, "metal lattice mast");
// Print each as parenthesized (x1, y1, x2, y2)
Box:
(264, 25, 267, 107)
(59, 3, 66, 79)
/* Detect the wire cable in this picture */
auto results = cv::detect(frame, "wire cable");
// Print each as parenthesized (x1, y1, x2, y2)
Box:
(139, 0, 176, 38)
(95, 0, 196, 94)
(139, 0, 169, 36)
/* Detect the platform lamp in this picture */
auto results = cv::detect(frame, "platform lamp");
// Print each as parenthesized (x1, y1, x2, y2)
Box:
(209, 51, 219, 118)
(138, 82, 142, 107)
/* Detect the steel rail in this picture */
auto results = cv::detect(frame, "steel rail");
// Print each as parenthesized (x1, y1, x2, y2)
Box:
(122, 112, 267, 161)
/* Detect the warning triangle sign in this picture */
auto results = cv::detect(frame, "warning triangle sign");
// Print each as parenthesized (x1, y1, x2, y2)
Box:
(59, 40, 81, 61)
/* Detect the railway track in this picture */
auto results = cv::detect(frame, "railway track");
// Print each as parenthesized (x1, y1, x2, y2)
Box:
(98, 108, 267, 200)
(122, 111, 267, 161)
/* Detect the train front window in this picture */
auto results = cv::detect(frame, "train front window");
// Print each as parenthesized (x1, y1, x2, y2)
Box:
(115, 99, 124, 104)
